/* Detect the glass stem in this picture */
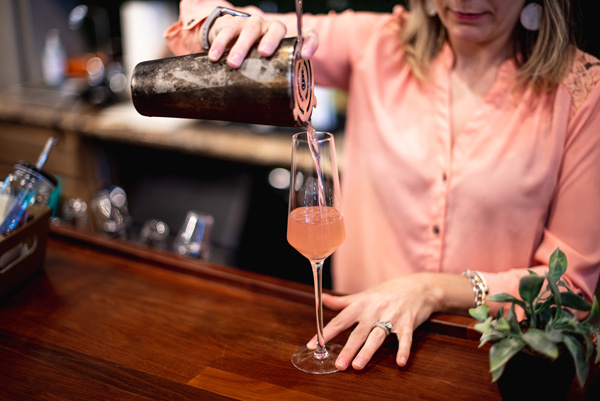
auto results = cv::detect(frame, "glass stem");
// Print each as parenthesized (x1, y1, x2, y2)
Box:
(311, 260, 328, 360)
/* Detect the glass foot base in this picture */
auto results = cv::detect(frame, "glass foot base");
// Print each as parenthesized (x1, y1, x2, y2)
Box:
(291, 344, 343, 374)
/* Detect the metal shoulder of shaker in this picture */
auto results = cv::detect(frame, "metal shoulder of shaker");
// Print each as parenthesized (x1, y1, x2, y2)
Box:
(202, 7, 251, 51)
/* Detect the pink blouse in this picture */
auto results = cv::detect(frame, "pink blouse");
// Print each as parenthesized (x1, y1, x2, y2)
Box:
(165, 2, 600, 309)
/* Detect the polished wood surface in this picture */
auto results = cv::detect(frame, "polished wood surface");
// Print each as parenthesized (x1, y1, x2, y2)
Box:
(0, 226, 595, 400)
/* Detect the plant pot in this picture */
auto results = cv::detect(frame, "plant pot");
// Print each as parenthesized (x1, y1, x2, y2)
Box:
(497, 348, 575, 400)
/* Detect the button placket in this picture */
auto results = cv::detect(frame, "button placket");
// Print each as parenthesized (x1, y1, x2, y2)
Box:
(426, 165, 451, 271)
(425, 64, 452, 272)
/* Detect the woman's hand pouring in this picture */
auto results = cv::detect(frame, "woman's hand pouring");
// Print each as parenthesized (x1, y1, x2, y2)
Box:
(204, 12, 318, 68)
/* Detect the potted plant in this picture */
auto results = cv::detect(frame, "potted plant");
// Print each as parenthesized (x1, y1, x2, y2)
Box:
(469, 248, 600, 399)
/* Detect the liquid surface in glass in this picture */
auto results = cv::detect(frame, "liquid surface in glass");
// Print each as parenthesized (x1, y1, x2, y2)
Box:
(287, 206, 345, 262)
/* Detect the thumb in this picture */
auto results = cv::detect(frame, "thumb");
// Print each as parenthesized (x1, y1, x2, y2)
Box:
(322, 292, 353, 310)
(300, 28, 319, 59)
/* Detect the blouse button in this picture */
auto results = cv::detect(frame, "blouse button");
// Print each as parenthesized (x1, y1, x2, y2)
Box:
(433, 225, 440, 235)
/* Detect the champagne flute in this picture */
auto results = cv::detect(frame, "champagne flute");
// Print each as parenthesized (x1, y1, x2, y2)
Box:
(287, 130, 345, 374)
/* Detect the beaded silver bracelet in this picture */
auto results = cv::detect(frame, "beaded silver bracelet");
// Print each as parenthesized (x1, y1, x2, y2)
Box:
(202, 7, 251, 50)
(462, 269, 489, 307)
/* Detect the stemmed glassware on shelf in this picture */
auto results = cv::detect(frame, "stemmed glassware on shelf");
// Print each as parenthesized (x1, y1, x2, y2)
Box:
(287, 129, 345, 374)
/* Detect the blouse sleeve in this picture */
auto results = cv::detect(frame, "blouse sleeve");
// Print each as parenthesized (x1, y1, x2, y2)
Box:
(485, 54, 600, 307)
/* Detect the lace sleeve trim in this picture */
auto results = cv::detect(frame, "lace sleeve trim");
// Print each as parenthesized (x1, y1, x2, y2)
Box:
(563, 51, 600, 109)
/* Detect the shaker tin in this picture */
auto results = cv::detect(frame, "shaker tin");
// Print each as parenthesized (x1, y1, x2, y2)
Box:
(131, 37, 315, 127)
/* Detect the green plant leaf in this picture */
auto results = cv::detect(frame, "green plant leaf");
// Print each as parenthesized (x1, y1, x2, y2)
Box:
(519, 275, 545, 305)
(538, 305, 553, 327)
(560, 292, 592, 311)
(492, 316, 512, 333)
(584, 332, 596, 363)
(487, 292, 527, 310)
(582, 296, 600, 326)
(552, 313, 576, 333)
(474, 316, 492, 335)
(480, 330, 508, 347)
(489, 337, 526, 374)
(546, 273, 563, 319)
(545, 325, 564, 342)
(563, 334, 590, 388)
(490, 365, 505, 383)
(469, 304, 489, 321)
(507, 304, 522, 335)
(548, 248, 567, 283)
(539, 296, 556, 312)
(522, 328, 559, 359)
(557, 280, 571, 291)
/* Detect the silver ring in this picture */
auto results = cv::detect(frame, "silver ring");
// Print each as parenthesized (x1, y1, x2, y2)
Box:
(371, 321, 393, 336)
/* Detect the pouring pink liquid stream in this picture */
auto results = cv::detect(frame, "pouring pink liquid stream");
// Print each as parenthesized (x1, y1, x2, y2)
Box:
(288, 1, 343, 260)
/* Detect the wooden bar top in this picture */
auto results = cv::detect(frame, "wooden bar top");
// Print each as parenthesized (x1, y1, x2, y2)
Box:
(0, 226, 595, 400)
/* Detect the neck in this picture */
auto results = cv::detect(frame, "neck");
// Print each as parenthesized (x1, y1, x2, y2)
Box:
(449, 36, 514, 85)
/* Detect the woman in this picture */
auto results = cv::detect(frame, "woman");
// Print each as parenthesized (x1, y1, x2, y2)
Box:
(165, 0, 600, 371)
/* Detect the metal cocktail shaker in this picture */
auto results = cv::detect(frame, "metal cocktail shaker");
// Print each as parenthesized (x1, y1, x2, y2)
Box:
(130, 37, 315, 127)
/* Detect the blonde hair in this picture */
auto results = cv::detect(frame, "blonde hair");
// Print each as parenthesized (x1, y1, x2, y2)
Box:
(401, 0, 576, 90)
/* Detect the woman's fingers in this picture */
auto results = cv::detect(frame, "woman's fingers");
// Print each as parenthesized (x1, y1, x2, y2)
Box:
(306, 275, 441, 371)
(350, 324, 390, 370)
(226, 15, 264, 67)
(207, 14, 315, 67)
(334, 322, 376, 370)
(300, 28, 319, 59)
(395, 321, 413, 367)
(208, 15, 288, 68)
(305, 296, 356, 349)
(208, 14, 259, 64)
(208, 15, 240, 61)
(321, 292, 353, 310)
(258, 20, 287, 56)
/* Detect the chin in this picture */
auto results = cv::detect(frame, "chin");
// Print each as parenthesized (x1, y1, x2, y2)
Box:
(447, 27, 491, 46)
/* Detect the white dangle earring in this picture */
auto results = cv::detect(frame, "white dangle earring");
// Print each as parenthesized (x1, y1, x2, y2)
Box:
(520, 2, 542, 31)
(425, 0, 437, 17)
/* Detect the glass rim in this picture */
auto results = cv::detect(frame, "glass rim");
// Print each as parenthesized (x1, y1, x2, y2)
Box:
(292, 131, 333, 143)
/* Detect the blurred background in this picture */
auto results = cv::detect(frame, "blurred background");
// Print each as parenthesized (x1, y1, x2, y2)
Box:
(2, 0, 596, 93)
(0, 0, 597, 288)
